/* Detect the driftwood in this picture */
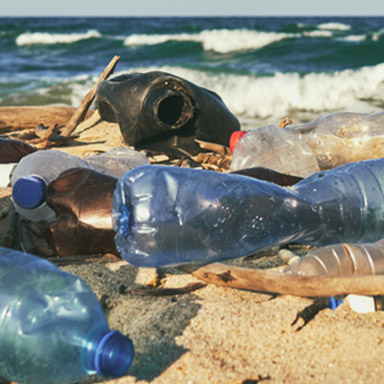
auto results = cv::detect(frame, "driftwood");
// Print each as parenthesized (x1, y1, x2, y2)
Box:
(192, 263, 384, 297)
(0, 106, 92, 132)
(61, 55, 120, 137)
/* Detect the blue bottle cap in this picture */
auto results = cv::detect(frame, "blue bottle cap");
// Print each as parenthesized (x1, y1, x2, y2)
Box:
(12, 176, 47, 209)
(94, 330, 134, 378)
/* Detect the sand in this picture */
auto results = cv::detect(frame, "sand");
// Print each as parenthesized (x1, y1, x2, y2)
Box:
(1, 111, 384, 384)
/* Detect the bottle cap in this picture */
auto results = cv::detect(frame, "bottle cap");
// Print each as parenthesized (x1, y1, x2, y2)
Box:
(229, 131, 247, 153)
(12, 176, 47, 209)
(94, 330, 134, 378)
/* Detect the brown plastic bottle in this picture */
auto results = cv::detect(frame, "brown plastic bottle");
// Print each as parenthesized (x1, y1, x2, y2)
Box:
(45, 167, 118, 257)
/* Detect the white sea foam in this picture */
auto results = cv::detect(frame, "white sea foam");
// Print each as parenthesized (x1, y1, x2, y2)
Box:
(16, 30, 101, 46)
(340, 34, 366, 42)
(302, 30, 333, 38)
(110, 63, 384, 121)
(124, 29, 297, 53)
(317, 22, 351, 31)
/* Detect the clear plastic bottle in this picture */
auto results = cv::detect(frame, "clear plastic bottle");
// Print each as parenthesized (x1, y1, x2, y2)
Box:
(230, 111, 384, 177)
(230, 125, 320, 177)
(11, 148, 150, 222)
(11, 150, 92, 222)
(285, 239, 384, 276)
(112, 159, 384, 267)
(85, 147, 150, 178)
(0, 246, 134, 384)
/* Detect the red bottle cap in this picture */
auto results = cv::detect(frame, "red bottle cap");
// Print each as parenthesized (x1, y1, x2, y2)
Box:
(229, 131, 247, 153)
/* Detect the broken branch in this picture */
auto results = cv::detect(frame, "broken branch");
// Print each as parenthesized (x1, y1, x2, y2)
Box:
(192, 263, 384, 297)
(61, 55, 120, 137)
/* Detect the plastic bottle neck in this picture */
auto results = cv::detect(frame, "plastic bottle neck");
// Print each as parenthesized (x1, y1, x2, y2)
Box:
(92, 330, 134, 378)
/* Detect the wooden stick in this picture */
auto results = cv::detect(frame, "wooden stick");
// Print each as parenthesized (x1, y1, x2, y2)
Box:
(192, 263, 384, 297)
(61, 55, 120, 137)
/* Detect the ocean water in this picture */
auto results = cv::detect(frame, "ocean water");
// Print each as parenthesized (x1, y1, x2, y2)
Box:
(1, 16, 384, 128)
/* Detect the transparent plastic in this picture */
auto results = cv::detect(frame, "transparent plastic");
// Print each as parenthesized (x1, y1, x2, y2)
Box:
(285, 239, 384, 276)
(0, 246, 134, 384)
(112, 159, 384, 267)
(11, 148, 150, 222)
(231, 111, 384, 177)
(85, 147, 150, 178)
(11, 150, 91, 222)
(231, 125, 320, 177)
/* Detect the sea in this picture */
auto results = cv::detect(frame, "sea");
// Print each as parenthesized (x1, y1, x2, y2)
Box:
(1, 16, 384, 129)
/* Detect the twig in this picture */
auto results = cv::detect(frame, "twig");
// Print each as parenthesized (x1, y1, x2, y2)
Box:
(61, 55, 120, 137)
(192, 263, 384, 297)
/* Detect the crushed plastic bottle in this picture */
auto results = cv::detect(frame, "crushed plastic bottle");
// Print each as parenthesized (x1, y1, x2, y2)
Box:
(46, 167, 118, 257)
(231, 111, 384, 177)
(112, 158, 384, 267)
(0, 138, 36, 187)
(0, 246, 134, 384)
(11, 148, 149, 222)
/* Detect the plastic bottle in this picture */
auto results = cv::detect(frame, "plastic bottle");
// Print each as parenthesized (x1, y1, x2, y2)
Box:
(230, 111, 384, 177)
(0, 138, 36, 187)
(230, 125, 320, 177)
(112, 158, 384, 267)
(284, 239, 384, 276)
(0, 246, 134, 384)
(46, 167, 118, 257)
(11, 150, 91, 222)
(11, 148, 149, 222)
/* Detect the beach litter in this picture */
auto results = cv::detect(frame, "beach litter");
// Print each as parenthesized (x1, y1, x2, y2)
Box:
(2, 56, 384, 384)
(96, 71, 240, 157)
(230, 111, 384, 177)
(0, 246, 134, 384)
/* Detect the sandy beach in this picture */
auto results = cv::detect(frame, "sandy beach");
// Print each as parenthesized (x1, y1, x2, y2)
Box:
(1, 111, 384, 384)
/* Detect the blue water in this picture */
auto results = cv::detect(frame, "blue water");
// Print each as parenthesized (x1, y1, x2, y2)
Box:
(1, 16, 384, 125)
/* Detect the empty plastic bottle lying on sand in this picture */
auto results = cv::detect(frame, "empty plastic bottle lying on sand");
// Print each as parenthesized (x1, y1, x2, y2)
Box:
(230, 111, 384, 178)
(0, 246, 134, 384)
(0, 138, 36, 187)
(46, 167, 118, 257)
(284, 239, 384, 313)
(285, 239, 384, 276)
(11, 148, 149, 222)
(112, 158, 384, 267)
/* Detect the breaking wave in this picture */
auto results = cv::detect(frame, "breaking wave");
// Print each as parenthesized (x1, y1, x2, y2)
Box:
(317, 22, 351, 31)
(124, 29, 297, 53)
(16, 30, 102, 46)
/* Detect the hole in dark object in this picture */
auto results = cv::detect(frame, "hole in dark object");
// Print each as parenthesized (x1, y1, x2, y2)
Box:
(158, 95, 185, 126)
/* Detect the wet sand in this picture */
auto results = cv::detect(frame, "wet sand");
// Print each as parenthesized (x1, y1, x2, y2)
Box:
(1, 111, 384, 384)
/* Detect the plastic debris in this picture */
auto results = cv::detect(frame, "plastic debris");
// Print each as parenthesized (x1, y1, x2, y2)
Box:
(46, 167, 118, 257)
(0, 246, 134, 384)
(112, 158, 384, 267)
(96, 71, 240, 156)
(231, 111, 384, 177)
